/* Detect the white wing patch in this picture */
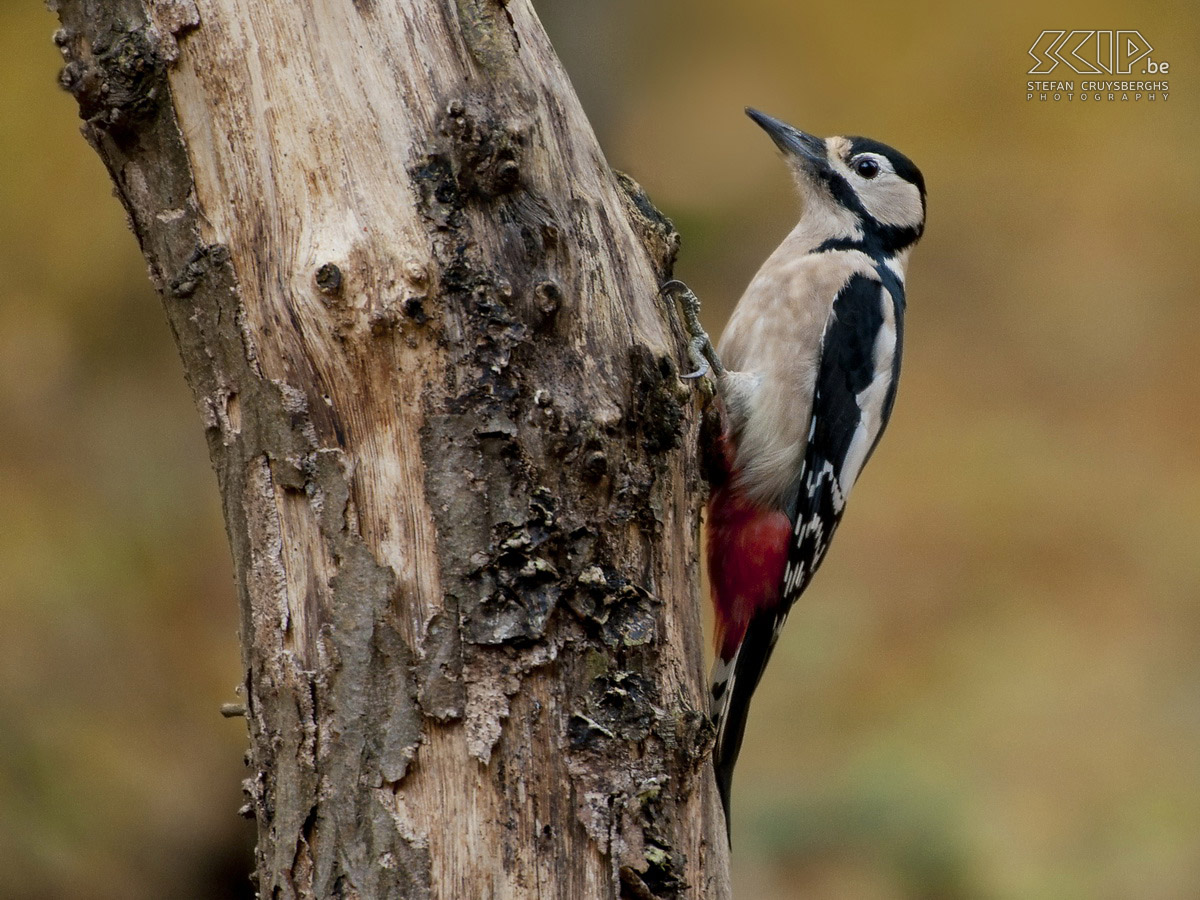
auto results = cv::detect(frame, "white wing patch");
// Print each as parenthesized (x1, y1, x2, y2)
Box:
(782, 458, 845, 596)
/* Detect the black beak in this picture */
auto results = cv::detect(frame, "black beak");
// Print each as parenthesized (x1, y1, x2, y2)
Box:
(745, 108, 828, 173)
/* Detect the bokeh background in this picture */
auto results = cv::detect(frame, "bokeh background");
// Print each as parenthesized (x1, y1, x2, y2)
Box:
(3, 0, 1199, 897)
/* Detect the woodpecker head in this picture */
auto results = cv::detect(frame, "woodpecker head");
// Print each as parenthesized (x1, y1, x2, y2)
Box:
(747, 107, 926, 253)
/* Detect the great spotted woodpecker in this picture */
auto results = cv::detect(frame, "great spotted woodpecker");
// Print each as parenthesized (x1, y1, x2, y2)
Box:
(665, 108, 927, 834)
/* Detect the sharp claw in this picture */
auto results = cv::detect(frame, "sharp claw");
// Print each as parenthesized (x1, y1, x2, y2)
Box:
(683, 337, 711, 379)
(660, 278, 726, 382)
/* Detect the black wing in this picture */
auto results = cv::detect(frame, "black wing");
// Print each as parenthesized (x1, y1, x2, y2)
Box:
(713, 271, 903, 834)
(782, 270, 901, 604)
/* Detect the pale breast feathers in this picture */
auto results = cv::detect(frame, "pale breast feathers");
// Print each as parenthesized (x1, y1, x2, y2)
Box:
(717, 248, 880, 508)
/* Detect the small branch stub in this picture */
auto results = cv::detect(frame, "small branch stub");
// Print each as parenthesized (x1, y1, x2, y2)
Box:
(315, 262, 344, 296)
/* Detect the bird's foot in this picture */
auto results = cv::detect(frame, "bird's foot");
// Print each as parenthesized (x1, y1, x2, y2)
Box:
(661, 279, 726, 381)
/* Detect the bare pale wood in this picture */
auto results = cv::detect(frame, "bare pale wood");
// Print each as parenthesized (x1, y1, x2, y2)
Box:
(53, 0, 730, 896)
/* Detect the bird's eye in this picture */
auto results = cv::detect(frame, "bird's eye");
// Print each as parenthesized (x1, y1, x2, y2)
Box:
(853, 157, 880, 178)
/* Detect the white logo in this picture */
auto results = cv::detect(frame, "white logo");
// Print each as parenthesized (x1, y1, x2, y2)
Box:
(1028, 31, 1167, 75)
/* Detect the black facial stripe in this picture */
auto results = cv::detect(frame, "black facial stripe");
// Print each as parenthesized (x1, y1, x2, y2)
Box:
(818, 167, 924, 254)
(813, 215, 922, 257)
(825, 170, 867, 219)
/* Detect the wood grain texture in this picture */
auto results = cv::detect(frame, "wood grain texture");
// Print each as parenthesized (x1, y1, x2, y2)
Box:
(53, 0, 730, 895)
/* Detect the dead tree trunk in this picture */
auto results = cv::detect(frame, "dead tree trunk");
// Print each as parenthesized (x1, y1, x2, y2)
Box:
(52, 0, 730, 896)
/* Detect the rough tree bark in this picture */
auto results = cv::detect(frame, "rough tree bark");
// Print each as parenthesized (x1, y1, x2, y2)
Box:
(52, 0, 730, 897)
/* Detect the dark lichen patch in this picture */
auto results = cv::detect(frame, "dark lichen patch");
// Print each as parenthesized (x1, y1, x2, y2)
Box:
(411, 154, 462, 232)
(459, 285, 529, 404)
(468, 570, 559, 645)
(520, 390, 569, 454)
(462, 490, 564, 645)
(421, 411, 565, 648)
(439, 100, 528, 201)
(570, 566, 658, 648)
(627, 345, 684, 455)
(412, 154, 531, 412)
(625, 789, 688, 898)
(169, 243, 231, 299)
(569, 669, 657, 750)
(410, 101, 565, 328)
(59, 23, 167, 140)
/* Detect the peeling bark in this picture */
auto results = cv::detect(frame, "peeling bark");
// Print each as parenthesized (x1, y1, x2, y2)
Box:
(52, 0, 730, 896)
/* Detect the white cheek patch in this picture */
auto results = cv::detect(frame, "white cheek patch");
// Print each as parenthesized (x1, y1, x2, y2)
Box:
(859, 179, 923, 229)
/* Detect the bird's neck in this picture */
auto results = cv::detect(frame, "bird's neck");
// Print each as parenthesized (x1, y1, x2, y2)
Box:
(789, 200, 864, 254)
(789, 200, 921, 264)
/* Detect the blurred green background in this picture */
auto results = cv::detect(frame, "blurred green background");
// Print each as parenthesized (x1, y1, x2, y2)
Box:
(3, 0, 1198, 897)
